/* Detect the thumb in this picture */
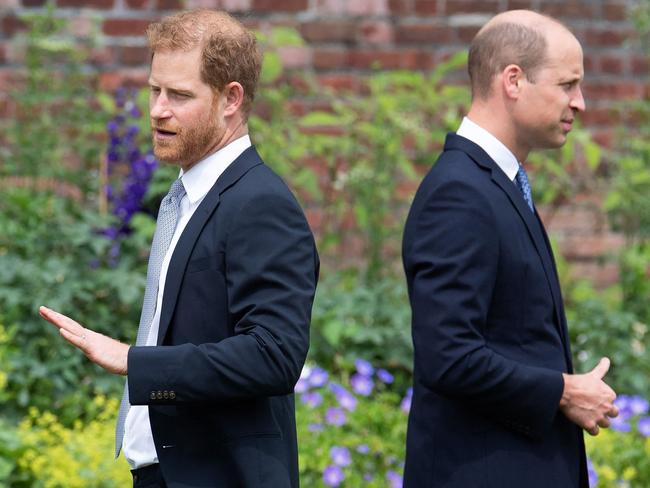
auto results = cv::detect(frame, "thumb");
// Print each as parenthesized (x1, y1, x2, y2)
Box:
(591, 357, 610, 379)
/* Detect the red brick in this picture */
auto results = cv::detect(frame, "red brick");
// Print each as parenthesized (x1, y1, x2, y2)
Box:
(541, 1, 597, 19)
(582, 53, 597, 73)
(395, 24, 453, 44)
(591, 129, 613, 148)
(121, 45, 149, 65)
(603, 1, 628, 21)
(580, 107, 622, 126)
(457, 25, 480, 43)
(23, 0, 47, 6)
(1, 15, 26, 36)
(156, 0, 184, 8)
(221, 0, 251, 10)
(349, 48, 433, 70)
(545, 206, 604, 234)
(316, 73, 365, 93)
(278, 46, 311, 68)
(599, 55, 624, 75)
(446, 0, 498, 15)
(568, 262, 620, 289)
(252, 0, 307, 12)
(300, 21, 356, 43)
(583, 82, 642, 100)
(98, 69, 148, 91)
(506, 0, 533, 8)
(58, 0, 114, 7)
(126, 0, 150, 7)
(103, 19, 153, 36)
(414, 0, 436, 15)
(632, 56, 649, 76)
(561, 233, 625, 259)
(89, 46, 116, 64)
(584, 27, 631, 47)
(388, 0, 411, 15)
(313, 48, 348, 70)
(0, 43, 5, 64)
(358, 20, 393, 44)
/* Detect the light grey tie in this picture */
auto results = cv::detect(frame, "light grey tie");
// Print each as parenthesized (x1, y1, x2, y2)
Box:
(515, 164, 535, 212)
(115, 178, 186, 457)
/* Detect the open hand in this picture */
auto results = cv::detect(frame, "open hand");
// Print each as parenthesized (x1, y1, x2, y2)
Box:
(39, 306, 129, 375)
(559, 357, 618, 436)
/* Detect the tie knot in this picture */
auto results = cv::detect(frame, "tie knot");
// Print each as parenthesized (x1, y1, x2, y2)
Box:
(164, 178, 186, 206)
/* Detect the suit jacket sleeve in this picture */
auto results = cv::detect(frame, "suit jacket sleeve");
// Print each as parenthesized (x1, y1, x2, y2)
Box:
(127, 190, 318, 403)
(405, 177, 564, 439)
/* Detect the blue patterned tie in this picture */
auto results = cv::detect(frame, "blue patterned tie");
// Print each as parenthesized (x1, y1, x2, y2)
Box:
(515, 165, 534, 212)
(115, 178, 186, 456)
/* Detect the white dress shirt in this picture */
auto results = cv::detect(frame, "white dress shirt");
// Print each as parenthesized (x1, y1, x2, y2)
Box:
(456, 116, 520, 182)
(123, 135, 252, 469)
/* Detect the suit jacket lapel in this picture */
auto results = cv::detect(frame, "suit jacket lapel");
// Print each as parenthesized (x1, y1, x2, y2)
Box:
(157, 146, 264, 344)
(445, 134, 570, 359)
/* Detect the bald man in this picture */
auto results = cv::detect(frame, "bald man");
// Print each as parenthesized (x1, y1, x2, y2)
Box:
(402, 10, 618, 487)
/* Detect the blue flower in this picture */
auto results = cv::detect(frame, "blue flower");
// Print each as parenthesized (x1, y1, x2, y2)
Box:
(308, 366, 329, 388)
(637, 416, 650, 437)
(401, 388, 413, 413)
(354, 358, 374, 376)
(610, 414, 631, 433)
(387, 470, 403, 488)
(329, 383, 358, 411)
(301, 391, 323, 408)
(356, 444, 370, 454)
(587, 458, 598, 488)
(325, 407, 346, 427)
(377, 368, 394, 384)
(630, 396, 649, 416)
(323, 465, 344, 487)
(330, 446, 351, 467)
(350, 373, 374, 396)
(308, 423, 324, 432)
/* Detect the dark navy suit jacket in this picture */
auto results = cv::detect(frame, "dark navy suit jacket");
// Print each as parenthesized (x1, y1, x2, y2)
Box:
(127, 146, 319, 487)
(402, 134, 588, 487)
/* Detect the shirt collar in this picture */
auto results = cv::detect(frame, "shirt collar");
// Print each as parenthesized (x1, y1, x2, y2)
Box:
(179, 135, 252, 204)
(456, 117, 520, 181)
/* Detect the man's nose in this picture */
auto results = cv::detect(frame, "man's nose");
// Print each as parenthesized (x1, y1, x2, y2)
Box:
(150, 93, 172, 119)
(570, 86, 586, 113)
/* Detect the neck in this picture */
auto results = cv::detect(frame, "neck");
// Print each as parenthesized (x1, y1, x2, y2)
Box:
(466, 103, 529, 163)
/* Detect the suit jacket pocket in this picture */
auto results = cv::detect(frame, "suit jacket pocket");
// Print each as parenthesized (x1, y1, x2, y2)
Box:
(186, 252, 225, 274)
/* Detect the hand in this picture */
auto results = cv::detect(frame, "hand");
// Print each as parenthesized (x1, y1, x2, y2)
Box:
(559, 357, 618, 436)
(39, 306, 129, 375)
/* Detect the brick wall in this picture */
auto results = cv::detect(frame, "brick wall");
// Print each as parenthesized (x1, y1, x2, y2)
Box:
(0, 0, 646, 286)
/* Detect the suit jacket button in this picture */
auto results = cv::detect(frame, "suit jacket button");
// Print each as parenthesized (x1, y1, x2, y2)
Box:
(163, 391, 169, 399)
(170, 391, 176, 399)
(157, 390, 163, 399)
(150, 391, 156, 400)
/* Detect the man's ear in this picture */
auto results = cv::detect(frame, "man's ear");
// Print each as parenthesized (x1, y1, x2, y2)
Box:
(502, 64, 524, 100)
(222, 81, 244, 117)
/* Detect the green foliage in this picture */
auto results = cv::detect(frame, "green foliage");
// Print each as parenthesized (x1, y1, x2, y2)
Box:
(0, 188, 145, 422)
(16, 397, 131, 487)
(1, 5, 107, 194)
(296, 365, 407, 487)
(310, 273, 412, 372)
(586, 418, 650, 487)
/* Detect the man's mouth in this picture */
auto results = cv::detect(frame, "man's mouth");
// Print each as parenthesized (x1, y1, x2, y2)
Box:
(561, 119, 573, 132)
(154, 127, 178, 139)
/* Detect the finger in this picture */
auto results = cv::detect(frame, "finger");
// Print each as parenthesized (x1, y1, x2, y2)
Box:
(597, 417, 610, 429)
(607, 406, 619, 418)
(586, 425, 600, 436)
(59, 327, 88, 351)
(39, 306, 85, 337)
(591, 357, 610, 379)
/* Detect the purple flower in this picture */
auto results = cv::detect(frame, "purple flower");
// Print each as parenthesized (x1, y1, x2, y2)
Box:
(295, 365, 312, 393)
(637, 416, 650, 437)
(308, 423, 324, 432)
(401, 388, 413, 413)
(308, 367, 329, 388)
(354, 358, 374, 376)
(323, 465, 344, 487)
(325, 407, 346, 426)
(377, 368, 394, 384)
(301, 391, 323, 408)
(610, 415, 631, 432)
(387, 470, 403, 488)
(356, 444, 370, 454)
(614, 395, 633, 420)
(330, 446, 351, 467)
(587, 458, 598, 488)
(350, 373, 374, 396)
(364, 473, 373, 481)
(630, 396, 649, 416)
(329, 383, 357, 411)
